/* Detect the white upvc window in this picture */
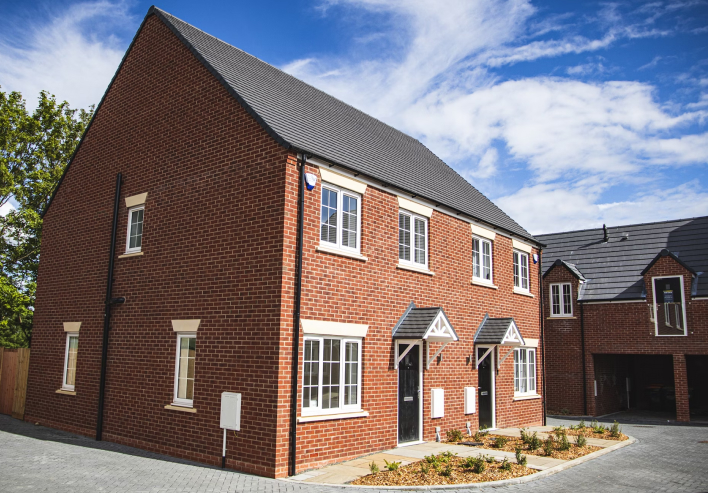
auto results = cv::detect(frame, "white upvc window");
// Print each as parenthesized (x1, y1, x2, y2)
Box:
(302, 336, 362, 416)
(320, 183, 361, 253)
(550, 283, 572, 316)
(173, 333, 196, 407)
(125, 205, 145, 254)
(399, 210, 428, 268)
(62, 333, 79, 391)
(514, 348, 536, 395)
(472, 236, 493, 282)
(513, 250, 530, 291)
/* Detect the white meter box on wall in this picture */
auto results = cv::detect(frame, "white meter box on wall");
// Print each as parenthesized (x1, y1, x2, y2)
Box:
(220, 392, 241, 431)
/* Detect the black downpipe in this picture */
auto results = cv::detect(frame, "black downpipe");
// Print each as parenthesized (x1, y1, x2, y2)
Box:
(538, 250, 546, 426)
(289, 154, 306, 477)
(580, 301, 588, 415)
(96, 173, 122, 441)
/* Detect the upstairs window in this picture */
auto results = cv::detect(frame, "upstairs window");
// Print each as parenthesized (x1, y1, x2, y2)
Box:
(399, 210, 428, 268)
(514, 348, 536, 395)
(513, 251, 529, 291)
(320, 184, 360, 253)
(472, 237, 493, 282)
(125, 205, 144, 254)
(62, 333, 79, 391)
(550, 283, 572, 316)
(652, 276, 687, 336)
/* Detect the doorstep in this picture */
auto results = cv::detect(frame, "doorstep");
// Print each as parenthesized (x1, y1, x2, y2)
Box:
(284, 426, 634, 487)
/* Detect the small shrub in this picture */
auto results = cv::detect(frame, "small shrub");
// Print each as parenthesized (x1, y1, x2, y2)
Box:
(591, 419, 606, 434)
(493, 436, 508, 448)
(473, 426, 490, 442)
(543, 435, 555, 456)
(528, 431, 542, 451)
(424, 454, 441, 471)
(610, 421, 622, 438)
(420, 462, 429, 475)
(559, 433, 571, 451)
(578, 419, 586, 429)
(500, 458, 512, 471)
(515, 447, 528, 467)
(553, 426, 566, 439)
(575, 433, 587, 448)
(519, 427, 530, 444)
(369, 461, 379, 474)
(384, 459, 401, 471)
(446, 429, 464, 443)
(474, 456, 487, 473)
(560, 407, 570, 415)
(440, 451, 457, 463)
(484, 454, 495, 464)
(440, 464, 453, 477)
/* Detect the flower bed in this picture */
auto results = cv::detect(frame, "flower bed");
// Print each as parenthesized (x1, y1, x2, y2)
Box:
(563, 420, 629, 441)
(351, 452, 535, 487)
(473, 433, 601, 460)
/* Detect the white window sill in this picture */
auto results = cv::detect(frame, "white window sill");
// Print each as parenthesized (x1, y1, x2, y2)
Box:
(513, 394, 541, 401)
(513, 288, 534, 298)
(165, 404, 197, 413)
(471, 279, 498, 289)
(297, 411, 369, 423)
(397, 263, 434, 276)
(119, 251, 144, 259)
(548, 316, 575, 320)
(316, 245, 367, 261)
(56, 389, 76, 396)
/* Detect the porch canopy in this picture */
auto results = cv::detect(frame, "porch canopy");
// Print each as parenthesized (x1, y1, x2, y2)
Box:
(473, 314, 525, 370)
(392, 302, 459, 369)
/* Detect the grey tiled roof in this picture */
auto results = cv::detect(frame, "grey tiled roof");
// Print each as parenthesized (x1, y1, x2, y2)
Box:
(474, 316, 515, 345)
(544, 259, 586, 281)
(392, 306, 444, 339)
(537, 216, 708, 301)
(150, 8, 537, 243)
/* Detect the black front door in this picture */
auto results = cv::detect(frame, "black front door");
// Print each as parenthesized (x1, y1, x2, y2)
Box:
(398, 344, 420, 443)
(477, 347, 493, 429)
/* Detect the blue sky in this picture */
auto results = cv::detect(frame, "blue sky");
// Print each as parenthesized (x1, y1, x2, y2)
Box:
(1, 0, 707, 234)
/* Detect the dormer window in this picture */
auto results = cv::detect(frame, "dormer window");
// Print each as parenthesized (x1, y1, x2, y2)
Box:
(652, 276, 687, 336)
(550, 283, 572, 316)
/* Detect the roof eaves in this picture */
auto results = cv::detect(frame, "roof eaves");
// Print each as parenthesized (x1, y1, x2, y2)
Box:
(542, 259, 586, 281)
(640, 248, 697, 276)
(392, 301, 416, 338)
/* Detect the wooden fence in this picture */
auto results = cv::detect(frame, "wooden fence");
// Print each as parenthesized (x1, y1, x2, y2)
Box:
(0, 348, 31, 419)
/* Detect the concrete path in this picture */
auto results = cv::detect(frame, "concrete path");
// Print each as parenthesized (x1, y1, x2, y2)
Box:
(0, 415, 707, 492)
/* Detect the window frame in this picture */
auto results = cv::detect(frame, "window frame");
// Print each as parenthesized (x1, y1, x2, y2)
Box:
(301, 335, 363, 417)
(513, 250, 530, 291)
(172, 332, 196, 408)
(125, 204, 145, 254)
(398, 209, 429, 269)
(319, 183, 362, 254)
(472, 236, 493, 283)
(651, 275, 688, 337)
(550, 283, 573, 317)
(513, 348, 536, 396)
(62, 332, 79, 391)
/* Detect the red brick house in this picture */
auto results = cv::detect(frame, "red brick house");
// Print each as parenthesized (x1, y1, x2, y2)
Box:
(539, 217, 708, 422)
(25, 7, 544, 478)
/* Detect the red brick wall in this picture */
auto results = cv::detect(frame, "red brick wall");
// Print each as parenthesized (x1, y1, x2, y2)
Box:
(543, 254, 708, 421)
(277, 162, 543, 475)
(26, 14, 290, 477)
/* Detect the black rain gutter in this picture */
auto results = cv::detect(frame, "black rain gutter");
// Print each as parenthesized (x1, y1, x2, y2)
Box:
(580, 300, 587, 416)
(289, 153, 306, 477)
(538, 249, 547, 426)
(96, 173, 124, 441)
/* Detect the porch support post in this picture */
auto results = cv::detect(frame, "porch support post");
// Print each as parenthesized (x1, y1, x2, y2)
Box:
(673, 353, 690, 422)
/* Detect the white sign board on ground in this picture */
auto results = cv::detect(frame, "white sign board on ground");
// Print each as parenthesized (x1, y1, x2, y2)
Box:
(220, 392, 241, 431)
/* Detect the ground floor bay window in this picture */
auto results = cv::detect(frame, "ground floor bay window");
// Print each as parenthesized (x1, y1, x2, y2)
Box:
(302, 336, 362, 416)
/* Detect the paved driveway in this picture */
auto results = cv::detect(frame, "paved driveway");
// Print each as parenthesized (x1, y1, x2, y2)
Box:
(0, 414, 706, 492)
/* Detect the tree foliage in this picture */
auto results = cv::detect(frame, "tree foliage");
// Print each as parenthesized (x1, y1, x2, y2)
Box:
(1, 87, 93, 347)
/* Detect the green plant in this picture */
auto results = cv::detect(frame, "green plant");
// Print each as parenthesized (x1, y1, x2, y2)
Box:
(493, 436, 508, 448)
(553, 426, 566, 439)
(446, 429, 463, 443)
(440, 451, 456, 463)
(473, 425, 490, 442)
(575, 433, 587, 448)
(528, 431, 542, 451)
(500, 458, 512, 471)
(515, 448, 528, 467)
(578, 419, 586, 429)
(369, 461, 379, 474)
(559, 433, 571, 451)
(519, 427, 530, 444)
(462, 455, 486, 474)
(543, 435, 555, 456)
(440, 464, 453, 477)
(384, 459, 401, 471)
(484, 454, 495, 464)
(420, 462, 429, 475)
(560, 408, 570, 415)
(591, 419, 606, 434)
(610, 421, 622, 438)
(424, 454, 441, 471)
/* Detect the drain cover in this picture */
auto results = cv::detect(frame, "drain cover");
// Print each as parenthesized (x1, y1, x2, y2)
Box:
(460, 442, 484, 446)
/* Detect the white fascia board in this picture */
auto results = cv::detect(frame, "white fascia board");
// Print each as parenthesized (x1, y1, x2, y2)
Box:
(512, 239, 533, 254)
(319, 167, 367, 195)
(471, 224, 496, 241)
(398, 196, 433, 218)
(301, 319, 369, 338)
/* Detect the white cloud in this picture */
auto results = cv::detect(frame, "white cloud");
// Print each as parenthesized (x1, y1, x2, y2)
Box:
(0, 1, 132, 110)
(287, 0, 708, 233)
(0, 202, 16, 217)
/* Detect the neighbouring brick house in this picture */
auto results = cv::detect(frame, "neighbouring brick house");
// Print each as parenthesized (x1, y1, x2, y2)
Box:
(25, 7, 544, 478)
(539, 217, 708, 422)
